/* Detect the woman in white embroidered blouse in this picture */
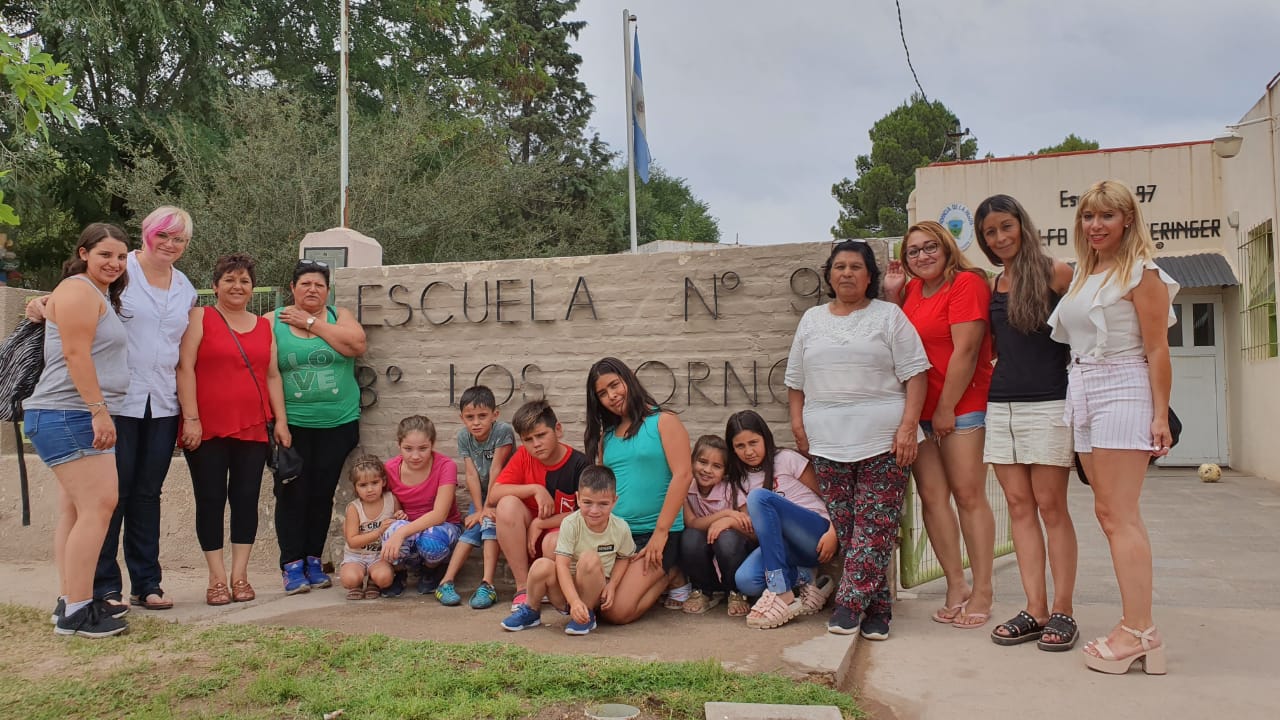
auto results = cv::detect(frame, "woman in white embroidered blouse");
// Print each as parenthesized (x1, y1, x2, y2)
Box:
(785, 240, 929, 637)
(1048, 180, 1177, 675)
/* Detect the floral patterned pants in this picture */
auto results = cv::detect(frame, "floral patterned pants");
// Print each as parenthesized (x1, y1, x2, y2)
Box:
(813, 451, 909, 620)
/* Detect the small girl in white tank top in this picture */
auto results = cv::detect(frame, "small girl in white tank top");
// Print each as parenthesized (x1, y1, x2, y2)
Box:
(340, 455, 405, 599)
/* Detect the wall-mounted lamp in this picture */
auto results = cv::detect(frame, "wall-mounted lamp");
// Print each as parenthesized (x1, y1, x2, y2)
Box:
(1213, 115, 1275, 159)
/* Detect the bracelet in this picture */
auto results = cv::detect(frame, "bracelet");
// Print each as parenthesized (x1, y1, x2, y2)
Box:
(86, 401, 106, 408)
(185, 416, 200, 422)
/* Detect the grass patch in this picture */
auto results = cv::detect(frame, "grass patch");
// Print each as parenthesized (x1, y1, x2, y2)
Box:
(0, 604, 860, 719)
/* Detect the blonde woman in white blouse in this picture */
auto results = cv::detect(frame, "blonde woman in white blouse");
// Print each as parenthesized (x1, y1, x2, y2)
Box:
(1048, 180, 1177, 675)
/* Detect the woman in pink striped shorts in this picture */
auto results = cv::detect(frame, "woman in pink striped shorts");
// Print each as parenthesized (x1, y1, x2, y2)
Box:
(1048, 180, 1178, 676)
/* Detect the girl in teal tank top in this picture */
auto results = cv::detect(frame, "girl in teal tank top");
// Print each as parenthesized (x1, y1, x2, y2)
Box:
(585, 357, 694, 625)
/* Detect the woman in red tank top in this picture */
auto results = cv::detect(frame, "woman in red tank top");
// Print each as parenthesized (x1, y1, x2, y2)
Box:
(176, 253, 291, 607)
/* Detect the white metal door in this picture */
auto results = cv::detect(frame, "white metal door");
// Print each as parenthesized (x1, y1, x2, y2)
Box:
(1160, 294, 1229, 466)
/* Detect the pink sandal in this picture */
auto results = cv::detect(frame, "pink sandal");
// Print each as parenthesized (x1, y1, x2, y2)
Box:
(1084, 624, 1166, 675)
(796, 576, 834, 615)
(745, 590, 803, 629)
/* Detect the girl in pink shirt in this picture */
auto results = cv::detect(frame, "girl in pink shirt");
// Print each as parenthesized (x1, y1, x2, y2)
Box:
(378, 415, 462, 596)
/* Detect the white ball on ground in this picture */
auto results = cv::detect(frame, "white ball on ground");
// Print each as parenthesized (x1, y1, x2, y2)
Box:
(1198, 463, 1222, 483)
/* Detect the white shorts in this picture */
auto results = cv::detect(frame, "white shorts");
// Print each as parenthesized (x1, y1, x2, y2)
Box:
(1065, 356, 1156, 452)
(342, 551, 383, 569)
(983, 400, 1074, 467)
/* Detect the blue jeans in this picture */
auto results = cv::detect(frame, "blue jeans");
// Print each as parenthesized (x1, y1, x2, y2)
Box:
(734, 488, 827, 596)
(94, 408, 179, 599)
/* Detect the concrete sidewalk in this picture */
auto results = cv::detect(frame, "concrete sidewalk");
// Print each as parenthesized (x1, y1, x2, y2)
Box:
(858, 469, 1280, 720)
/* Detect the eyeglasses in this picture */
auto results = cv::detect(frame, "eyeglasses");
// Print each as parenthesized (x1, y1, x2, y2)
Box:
(296, 259, 329, 270)
(905, 242, 942, 260)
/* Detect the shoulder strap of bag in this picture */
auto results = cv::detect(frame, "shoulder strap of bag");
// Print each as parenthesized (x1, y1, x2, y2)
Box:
(212, 308, 270, 427)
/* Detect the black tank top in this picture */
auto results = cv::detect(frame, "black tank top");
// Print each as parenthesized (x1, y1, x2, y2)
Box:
(989, 277, 1069, 402)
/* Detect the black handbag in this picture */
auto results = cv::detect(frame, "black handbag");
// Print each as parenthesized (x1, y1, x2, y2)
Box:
(212, 308, 304, 484)
(1075, 407, 1182, 485)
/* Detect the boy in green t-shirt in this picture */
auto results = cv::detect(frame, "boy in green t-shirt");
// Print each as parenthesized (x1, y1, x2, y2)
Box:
(500, 465, 635, 636)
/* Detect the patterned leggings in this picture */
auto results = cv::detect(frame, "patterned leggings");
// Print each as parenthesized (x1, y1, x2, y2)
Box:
(813, 452, 908, 620)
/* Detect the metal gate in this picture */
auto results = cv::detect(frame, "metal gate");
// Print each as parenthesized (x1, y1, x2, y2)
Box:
(899, 465, 1013, 588)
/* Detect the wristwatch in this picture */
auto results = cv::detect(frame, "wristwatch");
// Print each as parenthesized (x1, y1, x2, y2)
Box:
(306, 316, 316, 331)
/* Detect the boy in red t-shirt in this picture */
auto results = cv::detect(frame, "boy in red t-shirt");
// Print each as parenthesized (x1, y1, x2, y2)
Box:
(491, 400, 591, 611)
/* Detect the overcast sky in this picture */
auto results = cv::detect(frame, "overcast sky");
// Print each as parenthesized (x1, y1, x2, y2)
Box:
(567, 0, 1280, 245)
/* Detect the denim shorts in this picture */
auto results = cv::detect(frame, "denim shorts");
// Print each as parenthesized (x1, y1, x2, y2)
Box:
(25, 408, 114, 467)
(458, 516, 498, 547)
(632, 529, 683, 572)
(920, 410, 987, 438)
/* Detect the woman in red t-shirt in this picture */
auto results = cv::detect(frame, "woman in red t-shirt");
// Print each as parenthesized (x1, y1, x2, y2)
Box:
(177, 253, 291, 607)
(884, 220, 997, 629)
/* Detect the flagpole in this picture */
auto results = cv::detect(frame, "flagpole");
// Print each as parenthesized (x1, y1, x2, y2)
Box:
(339, 0, 350, 228)
(623, 9, 637, 253)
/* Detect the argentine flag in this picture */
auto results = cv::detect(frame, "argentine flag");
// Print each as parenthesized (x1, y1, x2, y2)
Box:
(632, 30, 651, 183)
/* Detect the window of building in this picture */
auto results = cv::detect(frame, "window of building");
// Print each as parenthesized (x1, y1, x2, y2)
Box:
(1239, 219, 1277, 361)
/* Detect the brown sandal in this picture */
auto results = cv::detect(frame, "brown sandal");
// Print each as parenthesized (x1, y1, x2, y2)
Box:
(206, 582, 232, 606)
(347, 587, 365, 600)
(727, 591, 750, 617)
(231, 579, 255, 603)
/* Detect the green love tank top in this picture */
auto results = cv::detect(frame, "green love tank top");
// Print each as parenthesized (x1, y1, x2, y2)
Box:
(273, 307, 359, 428)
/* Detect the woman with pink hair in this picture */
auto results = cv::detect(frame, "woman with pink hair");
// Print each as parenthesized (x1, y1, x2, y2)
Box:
(32, 207, 198, 613)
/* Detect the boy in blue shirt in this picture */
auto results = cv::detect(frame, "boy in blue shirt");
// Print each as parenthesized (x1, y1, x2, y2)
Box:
(435, 386, 515, 608)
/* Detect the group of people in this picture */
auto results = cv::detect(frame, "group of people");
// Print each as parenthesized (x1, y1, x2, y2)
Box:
(27, 178, 1175, 675)
(25, 208, 367, 638)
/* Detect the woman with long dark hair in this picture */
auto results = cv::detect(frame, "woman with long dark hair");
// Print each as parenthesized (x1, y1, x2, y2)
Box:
(26, 223, 132, 637)
(976, 194, 1080, 651)
(585, 357, 693, 624)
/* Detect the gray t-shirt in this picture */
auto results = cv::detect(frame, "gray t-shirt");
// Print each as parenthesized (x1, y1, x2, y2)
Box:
(455, 420, 516, 500)
(26, 276, 130, 413)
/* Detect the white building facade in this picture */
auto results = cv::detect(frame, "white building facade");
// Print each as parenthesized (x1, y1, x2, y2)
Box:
(911, 71, 1280, 479)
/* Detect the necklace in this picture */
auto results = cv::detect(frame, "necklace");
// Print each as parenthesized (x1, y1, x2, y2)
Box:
(746, 462, 765, 473)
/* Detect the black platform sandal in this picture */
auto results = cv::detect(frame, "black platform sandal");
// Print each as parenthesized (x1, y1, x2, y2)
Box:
(990, 610, 1044, 646)
(1037, 612, 1079, 652)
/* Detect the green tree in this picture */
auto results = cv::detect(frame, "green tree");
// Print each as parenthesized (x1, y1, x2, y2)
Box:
(0, 32, 79, 226)
(599, 164, 720, 245)
(831, 94, 977, 238)
(478, 0, 594, 164)
(1033, 133, 1100, 155)
(107, 87, 622, 285)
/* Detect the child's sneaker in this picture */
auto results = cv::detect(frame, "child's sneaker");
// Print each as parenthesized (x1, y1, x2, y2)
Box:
(435, 582, 462, 606)
(468, 582, 497, 609)
(55, 602, 128, 639)
(381, 570, 407, 598)
(417, 564, 446, 595)
(50, 596, 64, 625)
(500, 603, 542, 631)
(564, 610, 597, 635)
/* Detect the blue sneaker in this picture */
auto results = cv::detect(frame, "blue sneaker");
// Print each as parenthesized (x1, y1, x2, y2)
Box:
(564, 611, 597, 636)
(381, 570, 407, 598)
(435, 581, 462, 606)
(500, 604, 542, 631)
(417, 563, 446, 595)
(468, 581, 497, 609)
(282, 560, 311, 595)
(304, 556, 332, 589)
